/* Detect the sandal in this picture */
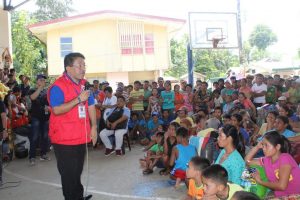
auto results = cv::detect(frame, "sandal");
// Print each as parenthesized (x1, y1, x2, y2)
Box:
(159, 168, 168, 176)
(143, 169, 153, 175)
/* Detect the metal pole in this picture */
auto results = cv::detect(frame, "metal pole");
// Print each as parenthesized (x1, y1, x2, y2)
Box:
(237, 0, 243, 64)
(187, 43, 194, 85)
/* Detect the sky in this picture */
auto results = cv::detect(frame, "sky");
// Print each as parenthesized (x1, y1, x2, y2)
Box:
(18, 0, 300, 60)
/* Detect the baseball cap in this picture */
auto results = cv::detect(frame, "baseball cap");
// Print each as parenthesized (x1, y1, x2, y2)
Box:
(278, 96, 287, 101)
(151, 111, 159, 117)
(36, 74, 47, 80)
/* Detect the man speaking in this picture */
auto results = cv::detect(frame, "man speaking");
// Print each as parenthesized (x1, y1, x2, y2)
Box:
(48, 52, 97, 200)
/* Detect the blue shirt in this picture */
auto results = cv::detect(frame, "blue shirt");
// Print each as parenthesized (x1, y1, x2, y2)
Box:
(49, 86, 95, 107)
(174, 144, 197, 171)
(161, 90, 175, 109)
(215, 149, 245, 185)
(282, 129, 296, 138)
(240, 128, 250, 146)
(147, 119, 163, 135)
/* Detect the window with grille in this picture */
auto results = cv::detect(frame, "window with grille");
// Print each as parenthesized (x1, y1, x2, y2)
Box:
(118, 21, 144, 55)
(60, 37, 72, 57)
(145, 34, 154, 54)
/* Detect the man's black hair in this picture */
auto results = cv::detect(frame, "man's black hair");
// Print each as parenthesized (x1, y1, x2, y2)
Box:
(64, 52, 85, 71)
(104, 86, 113, 93)
(134, 80, 141, 85)
(202, 164, 228, 186)
(176, 127, 189, 138)
(190, 156, 210, 172)
(117, 95, 126, 102)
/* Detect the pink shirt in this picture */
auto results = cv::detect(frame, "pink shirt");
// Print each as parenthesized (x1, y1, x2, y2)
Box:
(183, 92, 193, 112)
(261, 153, 300, 197)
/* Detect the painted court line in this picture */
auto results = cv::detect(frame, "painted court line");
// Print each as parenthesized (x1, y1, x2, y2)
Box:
(4, 169, 176, 200)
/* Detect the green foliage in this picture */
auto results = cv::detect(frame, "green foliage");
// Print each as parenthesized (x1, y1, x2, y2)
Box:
(241, 41, 251, 64)
(33, 0, 74, 22)
(194, 49, 239, 79)
(165, 36, 188, 78)
(11, 0, 74, 80)
(166, 35, 239, 79)
(249, 24, 277, 50)
(11, 11, 46, 77)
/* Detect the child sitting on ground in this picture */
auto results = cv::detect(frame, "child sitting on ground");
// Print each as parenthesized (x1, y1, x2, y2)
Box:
(170, 127, 197, 189)
(185, 156, 211, 200)
(160, 122, 179, 176)
(139, 131, 164, 175)
(201, 164, 243, 200)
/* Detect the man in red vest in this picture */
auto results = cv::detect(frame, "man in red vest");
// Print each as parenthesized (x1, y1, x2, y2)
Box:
(48, 52, 97, 200)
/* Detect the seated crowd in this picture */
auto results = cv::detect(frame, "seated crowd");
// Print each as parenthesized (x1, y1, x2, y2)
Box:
(2, 68, 300, 199)
(95, 74, 300, 199)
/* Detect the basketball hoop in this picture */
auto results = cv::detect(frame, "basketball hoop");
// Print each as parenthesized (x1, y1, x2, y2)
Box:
(212, 38, 224, 48)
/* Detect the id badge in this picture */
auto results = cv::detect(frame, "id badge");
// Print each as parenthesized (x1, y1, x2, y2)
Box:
(78, 105, 86, 118)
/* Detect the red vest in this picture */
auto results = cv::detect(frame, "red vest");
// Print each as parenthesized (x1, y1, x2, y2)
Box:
(47, 74, 91, 145)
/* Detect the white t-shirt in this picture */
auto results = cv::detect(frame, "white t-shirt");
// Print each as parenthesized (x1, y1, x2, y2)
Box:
(103, 95, 117, 121)
(251, 83, 267, 104)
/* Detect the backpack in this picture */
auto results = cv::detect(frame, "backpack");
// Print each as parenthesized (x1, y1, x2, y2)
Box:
(106, 107, 127, 130)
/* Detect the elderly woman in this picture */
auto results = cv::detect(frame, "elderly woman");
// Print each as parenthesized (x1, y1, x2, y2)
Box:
(215, 124, 245, 185)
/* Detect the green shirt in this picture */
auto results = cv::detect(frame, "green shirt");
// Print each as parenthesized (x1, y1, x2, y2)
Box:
(150, 144, 163, 153)
(143, 89, 152, 107)
(266, 86, 276, 104)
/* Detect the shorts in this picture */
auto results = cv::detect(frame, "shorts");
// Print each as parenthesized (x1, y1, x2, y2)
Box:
(155, 159, 165, 168)
(171, 169, 186, 180)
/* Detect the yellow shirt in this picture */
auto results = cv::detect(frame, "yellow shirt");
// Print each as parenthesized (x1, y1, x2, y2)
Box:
(188, 179, 204, 200)
(130, 89, 144, 111)
(227, 183, 244, 200)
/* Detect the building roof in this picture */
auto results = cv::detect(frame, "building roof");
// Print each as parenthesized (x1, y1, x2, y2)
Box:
(28, 10, 186, 43)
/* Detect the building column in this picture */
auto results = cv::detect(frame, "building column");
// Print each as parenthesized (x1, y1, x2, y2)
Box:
(0, 9, 12, 67)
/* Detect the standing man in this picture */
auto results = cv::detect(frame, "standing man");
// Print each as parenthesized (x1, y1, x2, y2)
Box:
(48, 52, 97, 200)
(251, 73, 267, 107)
(28, 74, 50, 165)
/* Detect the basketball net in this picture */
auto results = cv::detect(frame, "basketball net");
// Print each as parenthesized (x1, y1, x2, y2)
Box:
(212, 38, 223, 48)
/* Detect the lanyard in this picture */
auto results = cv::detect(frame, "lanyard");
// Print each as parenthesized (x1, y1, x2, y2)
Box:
(64, 73, 84, 103)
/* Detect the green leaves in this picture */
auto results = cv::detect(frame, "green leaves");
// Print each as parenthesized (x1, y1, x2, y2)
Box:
(11, 0, 73, 79)
(166, 34, 239, 80)
(11, 11, 45, 77)
(33, 0, 74, 22)
(249, 24, 277, 51)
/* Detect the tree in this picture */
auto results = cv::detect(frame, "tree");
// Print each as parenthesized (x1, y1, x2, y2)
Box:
(165, 35, 239, 80)
(165, 36, 188, 78)
(33, 0, 74, 22)
(249, 24, 277, 50)
(193, 49, 239, 79)
(11, 11, 46, 77)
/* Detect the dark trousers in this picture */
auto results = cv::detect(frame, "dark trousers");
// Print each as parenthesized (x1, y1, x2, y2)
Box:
(53, 143, 86, 200)
(29, 118, 49, 159)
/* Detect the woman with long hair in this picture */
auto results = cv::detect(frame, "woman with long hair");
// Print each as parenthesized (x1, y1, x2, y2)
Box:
(215, 124, 245, 185)
(245, 131, 300, 197)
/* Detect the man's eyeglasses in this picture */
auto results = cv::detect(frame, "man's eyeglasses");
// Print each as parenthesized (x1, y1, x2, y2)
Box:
(72, 64, 86, 69)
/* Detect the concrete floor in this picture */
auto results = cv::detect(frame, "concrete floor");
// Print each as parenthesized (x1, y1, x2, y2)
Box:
(1, 144, 186, 200)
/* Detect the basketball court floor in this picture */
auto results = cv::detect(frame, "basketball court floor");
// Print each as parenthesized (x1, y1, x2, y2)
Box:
(1, 145, 185, 200)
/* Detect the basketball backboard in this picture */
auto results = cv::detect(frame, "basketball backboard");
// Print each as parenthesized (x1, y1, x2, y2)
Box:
(188, 12, 238, 49)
